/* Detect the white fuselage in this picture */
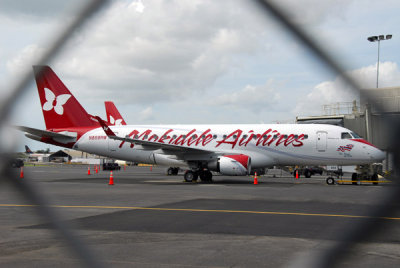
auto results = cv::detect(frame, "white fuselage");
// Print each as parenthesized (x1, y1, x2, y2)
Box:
(73, 123, 385, 168)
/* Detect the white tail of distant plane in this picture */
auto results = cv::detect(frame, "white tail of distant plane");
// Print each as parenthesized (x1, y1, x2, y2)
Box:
(18, 66, 385, 182)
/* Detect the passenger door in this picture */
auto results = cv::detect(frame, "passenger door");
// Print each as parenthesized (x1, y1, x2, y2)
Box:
(108, 132, 119, 152)
(316, 131, 327, 152)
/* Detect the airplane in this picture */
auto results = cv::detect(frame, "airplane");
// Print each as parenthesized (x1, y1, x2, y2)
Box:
(17, 65, 385, 182)
(24, 145, 50, 161)
(25, 145, 34, 154)
(105, 101, 127, 126)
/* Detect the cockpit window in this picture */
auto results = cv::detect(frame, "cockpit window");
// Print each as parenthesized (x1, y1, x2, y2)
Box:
(351, 132, 361, 139)
(341, 132, 352, 139)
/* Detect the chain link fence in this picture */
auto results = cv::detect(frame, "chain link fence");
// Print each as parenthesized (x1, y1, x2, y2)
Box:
(0, 1, 398, 267)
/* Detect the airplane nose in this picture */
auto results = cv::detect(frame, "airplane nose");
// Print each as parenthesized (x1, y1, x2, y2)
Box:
(371, 148, 385, 162)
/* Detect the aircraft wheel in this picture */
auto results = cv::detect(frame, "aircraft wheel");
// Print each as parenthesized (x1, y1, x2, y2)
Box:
(304, 169, 311, 178)
(167, 168, 173, 176)
(351, 173, 358, 185)
(184, 170, 198, 182)
(326, 177, 335, 185)
(173, 168, 179, 175)
(372, 173, 378, 185)
(200, 170, 213, 182)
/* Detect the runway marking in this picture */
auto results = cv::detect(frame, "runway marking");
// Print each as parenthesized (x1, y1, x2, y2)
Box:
(1, 204, 399, 220)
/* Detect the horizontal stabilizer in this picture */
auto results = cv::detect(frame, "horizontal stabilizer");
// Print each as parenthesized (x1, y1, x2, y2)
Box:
(16, 126, 77, 144)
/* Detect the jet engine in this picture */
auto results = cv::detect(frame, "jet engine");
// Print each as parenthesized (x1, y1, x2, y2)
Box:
(208, 154, 251, 176)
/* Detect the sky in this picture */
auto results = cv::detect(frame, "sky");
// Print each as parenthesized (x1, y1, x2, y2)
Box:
(1, 0, 400, 152)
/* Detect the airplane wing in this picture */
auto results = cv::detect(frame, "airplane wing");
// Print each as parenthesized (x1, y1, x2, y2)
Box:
(16, 126, 77, 143)
(95, 116, 214, 154)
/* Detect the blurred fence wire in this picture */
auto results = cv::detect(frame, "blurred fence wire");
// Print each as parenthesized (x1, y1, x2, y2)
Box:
(0, 0, 399, 267)
(255, 1, 400, 267)
(0, 0, 108, 267)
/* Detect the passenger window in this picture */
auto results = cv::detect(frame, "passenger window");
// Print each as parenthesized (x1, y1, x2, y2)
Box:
(223, 135, 227, 139)
(213, 134, 217, 139)
(341, 132, 352, 139)
(304, 134, 308, 139)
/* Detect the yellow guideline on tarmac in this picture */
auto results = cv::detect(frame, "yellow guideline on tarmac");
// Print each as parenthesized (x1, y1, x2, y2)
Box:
(0, 204, 399, 221)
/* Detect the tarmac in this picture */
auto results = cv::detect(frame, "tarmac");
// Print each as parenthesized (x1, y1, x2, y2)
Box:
(0, 165, 399, 267)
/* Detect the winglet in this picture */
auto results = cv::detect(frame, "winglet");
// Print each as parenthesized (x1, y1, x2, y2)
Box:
(95, 116, 116, 137)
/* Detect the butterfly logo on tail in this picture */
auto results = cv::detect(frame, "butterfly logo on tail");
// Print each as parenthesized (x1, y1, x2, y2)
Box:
(42, 88, 71, 115)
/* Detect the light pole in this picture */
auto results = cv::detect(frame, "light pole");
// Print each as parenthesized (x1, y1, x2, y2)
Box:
(367, 34, 392, 88)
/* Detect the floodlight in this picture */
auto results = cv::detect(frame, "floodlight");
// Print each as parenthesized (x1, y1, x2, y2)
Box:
(367, 34, 393, 88)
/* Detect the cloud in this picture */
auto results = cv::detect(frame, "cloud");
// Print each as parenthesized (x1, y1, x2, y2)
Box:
(138, 106, 154, 121)
(6, 44, 44, 77)
(210, 80, 280, 112)
(0, 0, 81, 19)
(272, 0, 353, 25)
(48, 0, 268, 104)
(294, 61, 400, 116)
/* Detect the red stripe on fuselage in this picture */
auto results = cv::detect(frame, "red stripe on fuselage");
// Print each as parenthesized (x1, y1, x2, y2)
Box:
(351, 138, 377, 148)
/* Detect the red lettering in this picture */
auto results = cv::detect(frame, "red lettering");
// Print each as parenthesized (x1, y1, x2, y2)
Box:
(244, 131, 255, 146)
(216, 129, 242, 149)
(275, 134, 286, 146)
(202, 134, 213, 146)
(119, 129, 139, 148)
(261, 129, 274, 146)
(284, 134, 295, 146)
(158, 129, 173, 143)
(267, 131, 279, 146)
(174, 129, 196, 146)
(293, 134, 305, 147)
(149, 134, 159, 141)
(187, 133, 198, 146)
(139, 130, 152, 140)
(174, 135, 185, 145)
(195, 129, 212, 146)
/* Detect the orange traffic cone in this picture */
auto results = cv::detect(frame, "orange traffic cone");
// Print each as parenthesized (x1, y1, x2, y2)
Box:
(124, 165, 126, 171)
(95, 165, 98, 174)
(253, 172, 258, 185)
(108, 171, 114, 185)
(20, 167, 24, 178)
(150, 166, 152, 171)
(87, 166, 91, 175)
(295, 170, 299, 179)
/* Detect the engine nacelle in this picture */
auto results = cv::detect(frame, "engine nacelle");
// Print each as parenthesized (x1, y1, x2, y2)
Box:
(208, 154, 251, 176)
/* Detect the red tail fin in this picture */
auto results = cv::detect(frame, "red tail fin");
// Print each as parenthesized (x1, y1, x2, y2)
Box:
(33, 66, 98, 130)
(105, 101, 127, 125)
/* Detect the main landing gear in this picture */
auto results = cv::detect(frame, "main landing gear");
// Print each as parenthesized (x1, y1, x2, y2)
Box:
(167, 167, 179, 175)
(184, 169, 213, 183)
